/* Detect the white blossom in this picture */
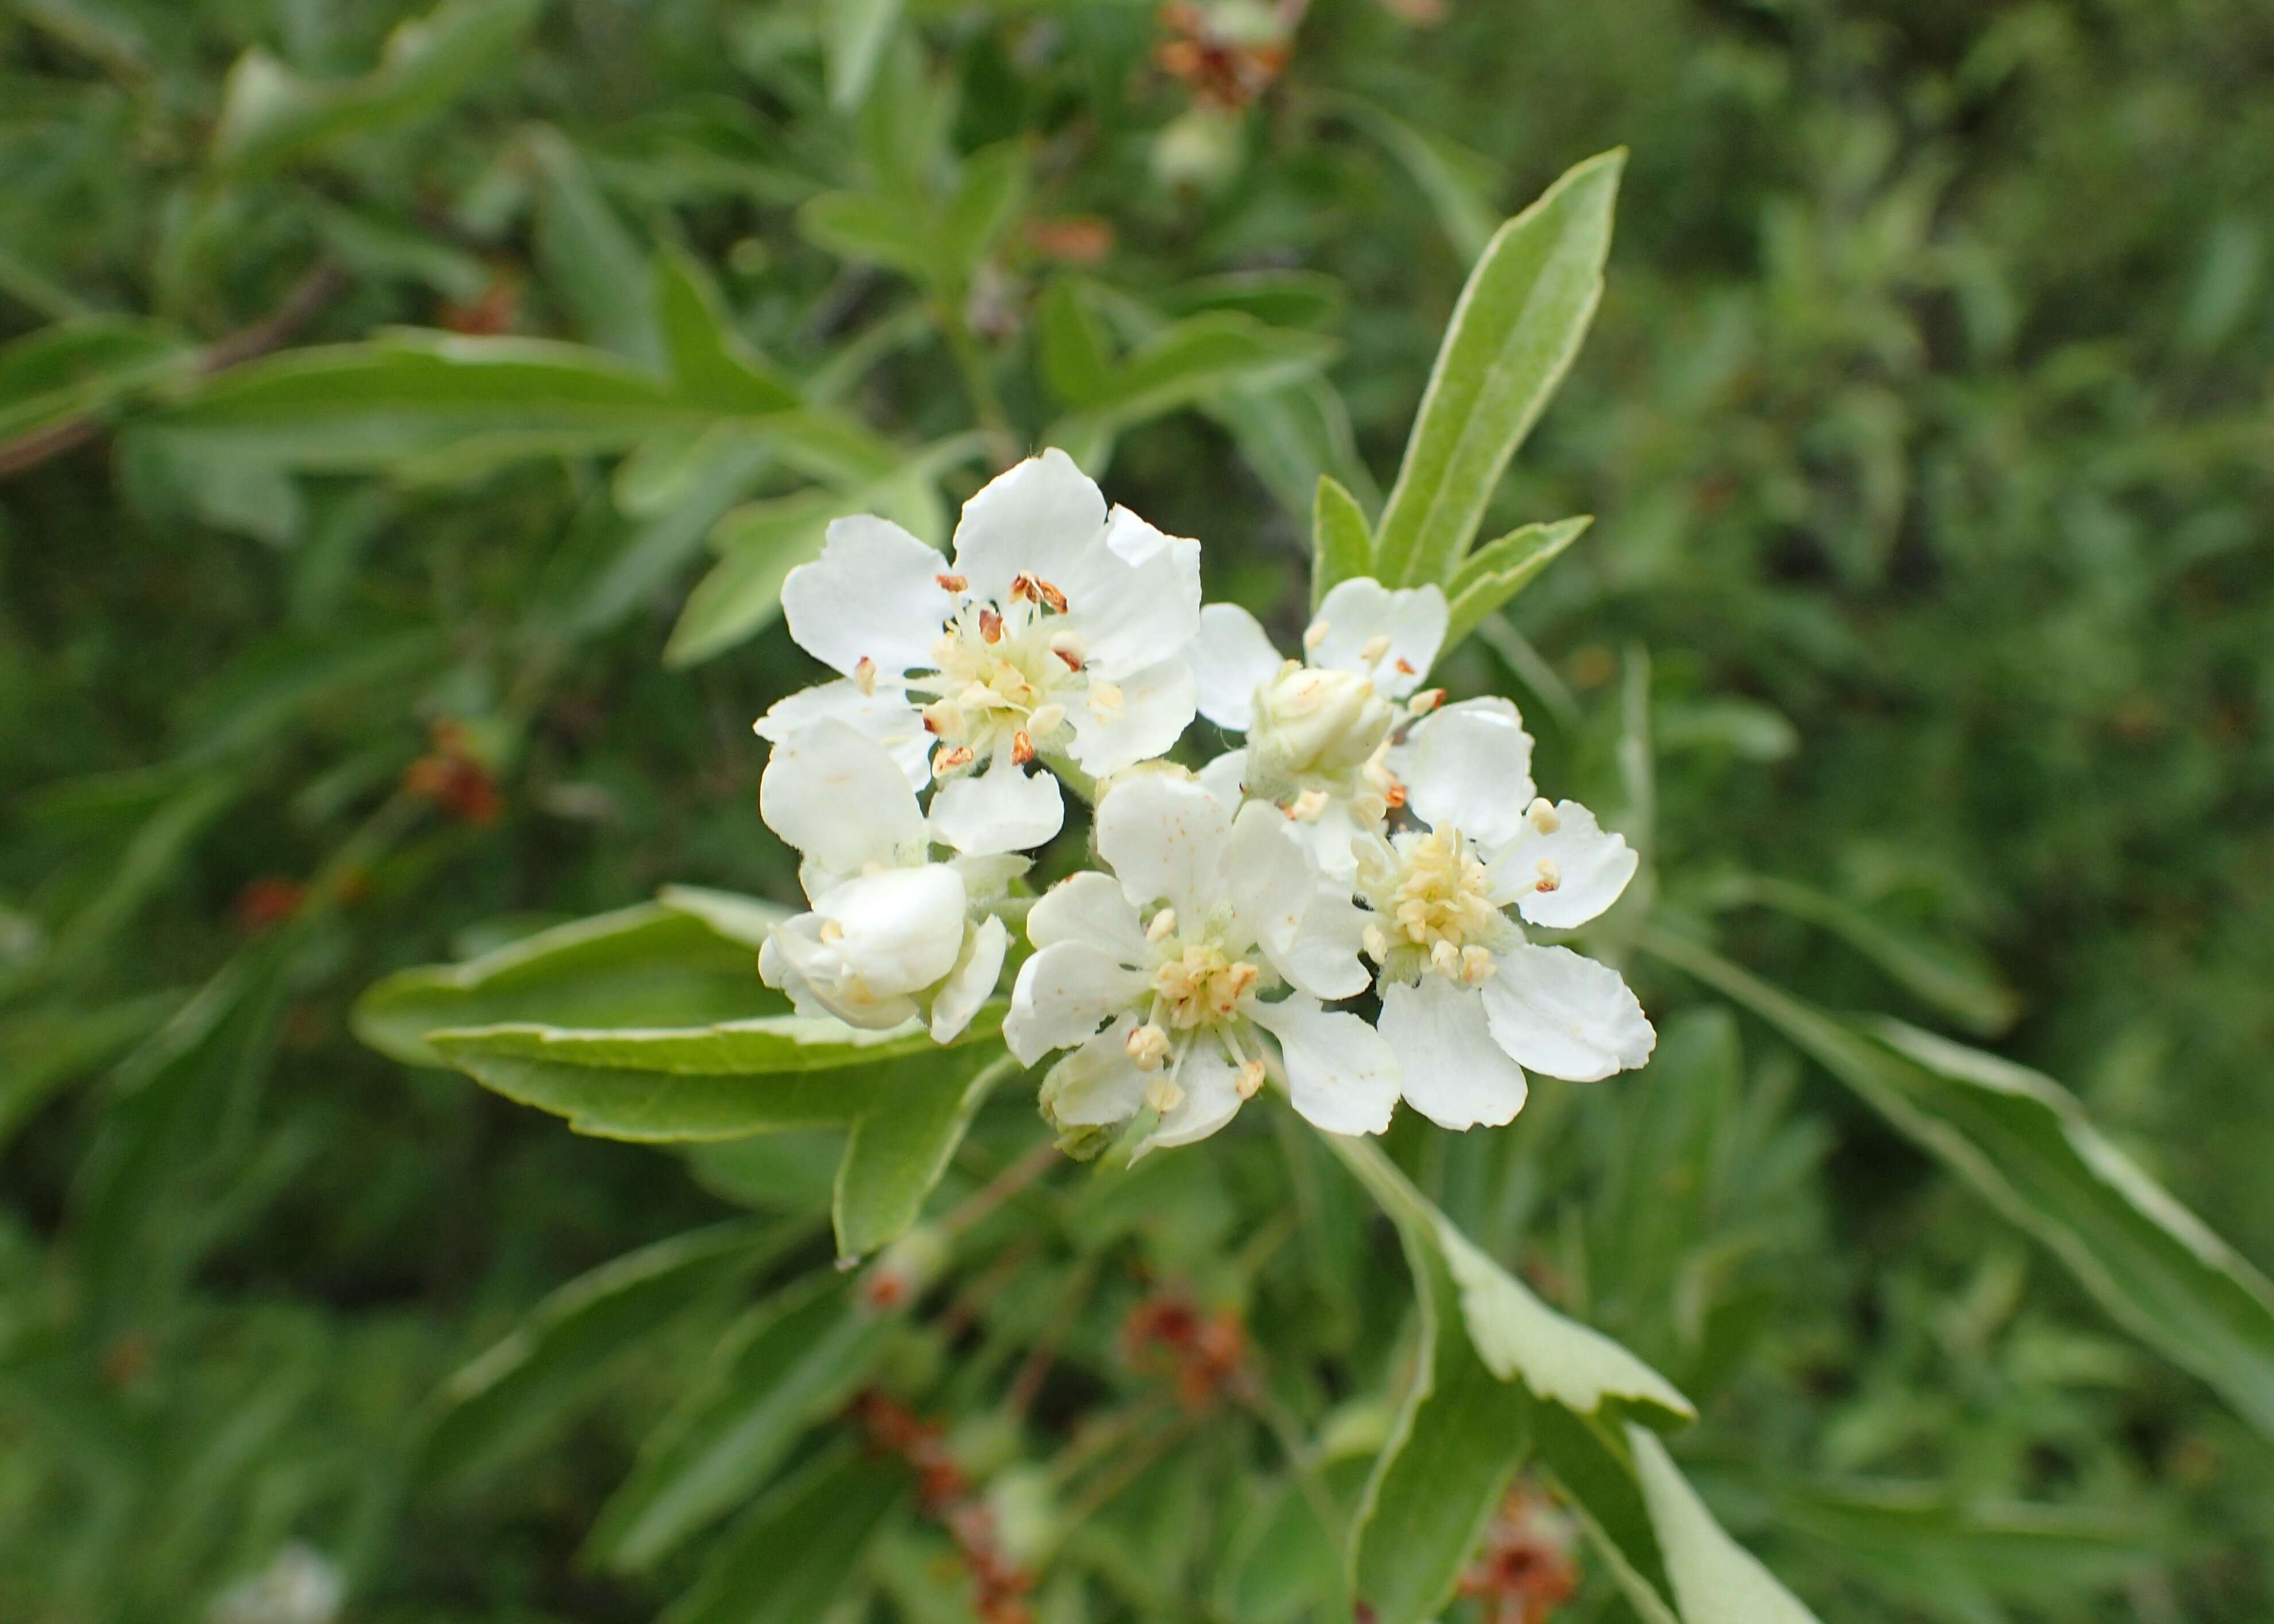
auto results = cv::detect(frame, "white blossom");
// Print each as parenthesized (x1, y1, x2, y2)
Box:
(1005, 773, 1399, 1153)
(755, 449, 1202, 857)
(757, 721, 1019, 1040)
(1190, 576, 1449, 879)
(1355, 696, 1654, 1130)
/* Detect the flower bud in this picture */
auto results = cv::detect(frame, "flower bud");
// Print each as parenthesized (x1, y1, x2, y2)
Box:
(1248, 664, 1396, 782)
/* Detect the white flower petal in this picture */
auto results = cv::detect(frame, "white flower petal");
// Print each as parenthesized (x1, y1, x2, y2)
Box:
(1492, 801, 1639, 929)
(1060, 507, 1203, 678)
(1063, 657, 1196, 776)
(1146, 1041, 1245, 1150)
(780, 515, 954, 678)
(1041, 1015, 1150, 1126)
(1288, 796, 1372, 886)
(1196, 746, 1248, 813)
(929, 763, 1065, 856)
(1266, 883, 1373, 1001)
(1190, 603, 1285, 731)
(1027, 870, 1148, 963)
(1309, 578, 1448, 698)
(948, 448, 1108, 602)
(1393, 697, 1537, 849)
(755, 678, 932, 788)
(1005, 939, 1148, 1065)
(1378, 974, 1530, 1129)
(931, 914, 1008, 1043)
(804, 865, 969, 998)
(1251, 997, 1400, 1136)
(948, 851, 1030, 903)
(759, 721, 928, 888)
(1480, 944, 1655, 1082)
(1094, 772, 1229, 921)
(1221, 801, 1311, 959)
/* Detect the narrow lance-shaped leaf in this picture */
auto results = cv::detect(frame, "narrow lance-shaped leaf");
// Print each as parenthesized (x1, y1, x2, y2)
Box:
(1372, 149, 1622, 589)
(1441, 515, 1593, 649)
(660, 1442, 908, 1624)
(1310, 474, 1374, 611)
(1639, 924, 2274, 1441)
(424, 1007, 1009, 1142)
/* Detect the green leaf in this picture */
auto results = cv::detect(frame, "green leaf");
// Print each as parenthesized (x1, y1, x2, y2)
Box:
(1351, 1202, 1529, 1623)
(797, 190, 935, 280)
(652, 249, 801, 414)
(1372, 149, 1623, 588)
(416, 1217, 805, 1484)
(1331, 94, 1501, 265)
(822, 0, 905, 114)
(1441, 515, 1593, 648)
(1630, 1429, 1822, 1624)
(0, 992, 180, 1153)
(143, 333, 699, 474)
(352, 898, 783, 1068)
(1046, 313, 1335, 470)
(1331, 1138, 1694, 1426)
(1639, 926, 2274, 1440)
(559, 429, 775, 636)
(0, 316, 194, 441)
(1690, 873, 2019, 1036)
(661, 1442, 907, 1624)
(833, 1052, 1015, 1261)
(940, 143, 1031, 276)
(1309, 474, 1373, 611)
(423, 1005, 1009, 1142)
(589, 1272, 900, 1569)
(1038, 281, 1113, 407)
(530, 129, 664, 368)
(1206, 378, 1379, 533)
(209, 0, 547, 176)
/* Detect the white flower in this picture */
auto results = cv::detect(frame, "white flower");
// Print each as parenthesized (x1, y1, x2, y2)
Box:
(757, 721, 1019, 1040)
(754, 449, 1202, 857)
(1005, 773, 1400, 1153)
(1355, 697, 1654, 1130)
(209, 1546, 343, 1624)
(1190, 576, 1449, 879)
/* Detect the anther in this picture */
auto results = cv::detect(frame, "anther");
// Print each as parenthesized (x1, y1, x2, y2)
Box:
(1534, 858, 1561, 893)
(1288, 789, 1328, 822)
(819, 919, 846, 944)
(1431, 940, 1461, 976)
(1235, 1060, 1266, 1100)
(851, 656, 877, 696)
(1127, 1023, 1172, 1071)
(1358, 634, 1391, 665)
(1146, 909, 1177, 944)
(1143, 1074, 1184, 1113)
(1302, 619, 1330, 652)
(1395, 657, 1416, 675)
(1527, 797, 1561, 833)
(1028, 702, 1065, 737)
(935, 572, 968, 592)
(1362, 923, 1390, 963)
(978, 607, 1003, 643)
(1010, 730, 1036, 766)
(1383, 778, 1408, 810)
(1409, 687, 1445, 715)
(1008, 572, 1037, 602)
(1049, 630, 1086, 670)
(935, 744, 975, 771)
(1032, 577, 1069, 614)
(1460, 945, 1496, 984)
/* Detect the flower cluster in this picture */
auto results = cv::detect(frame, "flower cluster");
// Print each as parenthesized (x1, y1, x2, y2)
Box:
(755, 451, 1654, 1154)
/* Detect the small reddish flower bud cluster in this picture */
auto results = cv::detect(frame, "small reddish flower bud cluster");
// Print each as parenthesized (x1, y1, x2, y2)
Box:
(403, 721, 502, 826)
(1455, 1485, 1581, 1624)
(1121, 1292, 1250, 1409)
(232, 876, 308, 932)
(852, 1391, 1035, 1624)
(1154, 2, 1291, 110)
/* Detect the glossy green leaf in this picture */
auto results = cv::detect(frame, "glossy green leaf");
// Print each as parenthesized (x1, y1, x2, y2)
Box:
(662, 1442, 906, 1624)
(1441, 515, 1593, 648)
(589, 1272, 899, 1569)
(416, 1217, 805, 1484)
(1309, 474, 1374, 611)
(352, 898, 781, 1068)
(209, 0, 547, 176)
(1372, 149, 1623, 587)
(833, 1052, 1015, 1261)
(1641, 925, 2274, 1439)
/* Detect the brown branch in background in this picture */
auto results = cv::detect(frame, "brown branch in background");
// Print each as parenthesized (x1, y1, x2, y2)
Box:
(0, 260, 345, 483)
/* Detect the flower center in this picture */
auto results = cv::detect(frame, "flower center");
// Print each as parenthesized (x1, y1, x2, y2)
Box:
(904, 574, 1103, 772)
(1362, 827, 1505, 985)
(1148, 938, 1261, 1029)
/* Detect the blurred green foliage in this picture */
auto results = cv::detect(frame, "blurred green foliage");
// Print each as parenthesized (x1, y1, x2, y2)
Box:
(3, 0, 2271, 1620)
